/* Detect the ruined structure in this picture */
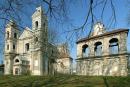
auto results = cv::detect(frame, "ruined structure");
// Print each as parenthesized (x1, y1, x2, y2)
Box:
(4, 7, 72, 75)
(55, 43, 73, 74)
(76, 22, 129, 76)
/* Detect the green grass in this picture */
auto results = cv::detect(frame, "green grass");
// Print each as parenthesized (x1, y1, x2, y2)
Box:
(0, 74, 130, 87)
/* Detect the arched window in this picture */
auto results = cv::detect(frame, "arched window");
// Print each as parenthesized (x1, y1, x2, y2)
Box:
(13, 44, 15, 50)
(14, 32, 17, 38)
(109, 38, 119, 54)
(15, 59, 19, 63)
(35, 21, 38, 29)
(94, 42, 102, 56)
(25, 43, 29, 51)
(82, 44, 89, 57)
(7, 31, 9, 39)
(7, 44, 9, 50)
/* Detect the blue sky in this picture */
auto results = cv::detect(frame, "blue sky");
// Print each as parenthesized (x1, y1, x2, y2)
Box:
(66, 0, 130, 65)
(0, 0, 130, 65)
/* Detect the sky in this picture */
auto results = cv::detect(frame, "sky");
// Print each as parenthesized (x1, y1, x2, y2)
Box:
(65, 0, 130, 66)
(0, 0, 130, 65)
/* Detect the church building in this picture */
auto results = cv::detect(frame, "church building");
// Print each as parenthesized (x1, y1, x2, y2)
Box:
(4, 6, 72, 75)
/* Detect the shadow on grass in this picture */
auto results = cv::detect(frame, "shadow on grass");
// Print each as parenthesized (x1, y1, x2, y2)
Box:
(103, 77, 109, 87)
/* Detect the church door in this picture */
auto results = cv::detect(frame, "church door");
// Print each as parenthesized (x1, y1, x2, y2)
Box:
(15, 68, 20, 75)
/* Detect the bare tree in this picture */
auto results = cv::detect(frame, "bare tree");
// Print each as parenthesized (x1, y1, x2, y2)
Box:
(63, 0, 118, 44)
(0, 0, 71, 62)
(0, 0, 123, 43)
(48, 28, 60, 45)
(0, 0, 128, 64)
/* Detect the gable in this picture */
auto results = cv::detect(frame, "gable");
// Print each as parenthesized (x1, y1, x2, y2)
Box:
(19, 27, 33, 39)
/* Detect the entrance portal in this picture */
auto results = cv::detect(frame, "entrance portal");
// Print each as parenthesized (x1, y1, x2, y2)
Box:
(15, 68, 20, 75)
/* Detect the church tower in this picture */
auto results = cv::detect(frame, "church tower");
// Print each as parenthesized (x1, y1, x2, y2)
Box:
(4, 20, 20, 74)
(31, 6, 48, 75)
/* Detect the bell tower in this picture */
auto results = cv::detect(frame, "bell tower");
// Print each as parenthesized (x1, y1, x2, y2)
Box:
(4, 20, 19, 75)
(31, 6, 48, 75)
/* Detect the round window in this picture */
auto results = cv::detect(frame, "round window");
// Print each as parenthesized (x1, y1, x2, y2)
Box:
(15, 59, 19, 63)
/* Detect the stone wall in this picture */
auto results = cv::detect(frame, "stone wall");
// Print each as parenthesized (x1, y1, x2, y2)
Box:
(76, 29, 129, 76)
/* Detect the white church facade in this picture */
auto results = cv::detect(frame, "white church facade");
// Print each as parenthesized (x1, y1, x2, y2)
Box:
(4, 7, 72, 75)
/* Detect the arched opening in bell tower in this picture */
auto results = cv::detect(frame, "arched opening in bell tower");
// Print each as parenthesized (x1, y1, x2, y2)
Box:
(109, 38, 119, 54)
(94, 42, 102, 56)
(82, 44, 89, 57)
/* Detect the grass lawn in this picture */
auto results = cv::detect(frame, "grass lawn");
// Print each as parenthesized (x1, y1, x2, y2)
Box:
(0, 74, 130, 87)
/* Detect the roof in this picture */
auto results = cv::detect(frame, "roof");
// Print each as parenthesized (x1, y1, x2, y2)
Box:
(76, 29, 129, 44)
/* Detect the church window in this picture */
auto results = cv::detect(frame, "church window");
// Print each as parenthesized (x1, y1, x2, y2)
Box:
(7, 44, 9, 50)
(13, 44, 15, 50)
(14, 33, 17, 39)
(35, 21, 38, 29)
(15, 59, 19, 63)
(25, 43, 29, 51)
(82, 44, 89, 57)
(94, 42, 102, 56)
(109, 38, 119, 54)
(7, 31, 9, 39)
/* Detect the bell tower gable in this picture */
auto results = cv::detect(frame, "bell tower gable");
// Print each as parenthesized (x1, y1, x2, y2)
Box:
(93, 22, 106, 36)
